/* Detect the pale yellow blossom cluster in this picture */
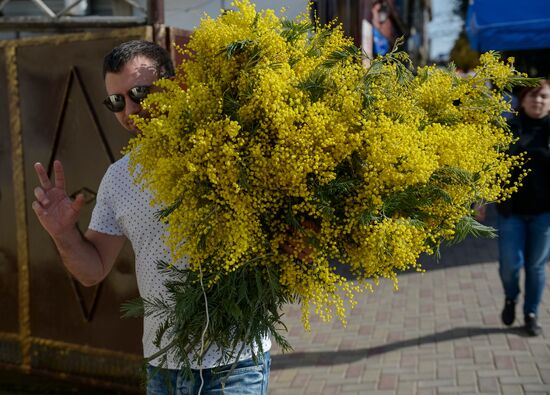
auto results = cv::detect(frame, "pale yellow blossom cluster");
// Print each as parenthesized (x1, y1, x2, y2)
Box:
(127, 0, 524, 328)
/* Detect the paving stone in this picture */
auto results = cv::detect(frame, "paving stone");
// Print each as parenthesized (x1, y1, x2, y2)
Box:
(457, 370, 476, 386)
(437, 366, 454, 380)
(321, 384, 342, 394)
(417, 379, 454, 388)
(291, 373, 311, 388)
(398, 372, 435, 382)
(494, 355, 515, 370)
(499, 376, 540, 385)
(474, 349, 493, 364)
(500, 384, 525, 395)
(478, 376, 499, 392)
(436, 386, 477, 394)
(304, 381, 326, 394)
(270, 389, 305, 395)
(521, 384, 550, 392)
(515, 362, 539, 376)
(415, 389, 436, 395)
(538, 368, 550, 384)
(341, 382, 377, 392)
(378, 373, 397, 390)
(476, 369, 516, 378)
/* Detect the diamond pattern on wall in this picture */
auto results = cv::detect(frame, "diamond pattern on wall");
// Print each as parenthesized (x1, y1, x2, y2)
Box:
(46, 66, 115, 322)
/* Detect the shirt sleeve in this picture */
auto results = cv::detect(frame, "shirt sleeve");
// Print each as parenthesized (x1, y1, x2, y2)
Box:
(89, 165, 125, 236)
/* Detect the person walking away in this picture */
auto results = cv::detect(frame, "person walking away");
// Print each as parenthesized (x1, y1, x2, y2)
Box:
(497, 80, 550, 336)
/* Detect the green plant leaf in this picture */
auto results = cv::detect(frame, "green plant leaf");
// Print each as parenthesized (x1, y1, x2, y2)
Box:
(450, 216, 497, 244)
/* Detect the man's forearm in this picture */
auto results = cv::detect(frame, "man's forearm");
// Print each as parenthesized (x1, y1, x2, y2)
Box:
(52, 227, 107, 287)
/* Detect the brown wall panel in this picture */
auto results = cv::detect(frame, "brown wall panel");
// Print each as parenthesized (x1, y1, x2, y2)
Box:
(0, 48, 19, 337)
(17, 37, 145, 354)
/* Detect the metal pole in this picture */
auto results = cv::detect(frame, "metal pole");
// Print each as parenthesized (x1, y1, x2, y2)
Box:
(147, 0, 164, 25)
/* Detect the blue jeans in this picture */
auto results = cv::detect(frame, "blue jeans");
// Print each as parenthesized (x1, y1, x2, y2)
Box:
(498, 213, 550, 316)
(146, 352, 270, 395)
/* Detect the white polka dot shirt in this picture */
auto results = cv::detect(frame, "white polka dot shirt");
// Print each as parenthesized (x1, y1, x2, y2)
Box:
(89, 155, 271, 369)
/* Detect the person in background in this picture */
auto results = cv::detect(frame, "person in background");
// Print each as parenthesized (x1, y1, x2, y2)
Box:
(31, 40, 271, 394)
(497, 80, 550, 336)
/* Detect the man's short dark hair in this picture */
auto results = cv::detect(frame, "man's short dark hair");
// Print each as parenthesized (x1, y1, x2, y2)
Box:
(103, 40, 175, 79)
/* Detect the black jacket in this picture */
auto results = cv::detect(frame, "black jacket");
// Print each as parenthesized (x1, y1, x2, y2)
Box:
(497, 113, 550, 216)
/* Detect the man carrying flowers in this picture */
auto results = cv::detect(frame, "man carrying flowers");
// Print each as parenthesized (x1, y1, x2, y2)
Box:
(31, 39, 271, 395)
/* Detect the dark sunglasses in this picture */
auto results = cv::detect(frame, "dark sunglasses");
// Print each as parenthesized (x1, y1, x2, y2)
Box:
(103, 85, 150, 112)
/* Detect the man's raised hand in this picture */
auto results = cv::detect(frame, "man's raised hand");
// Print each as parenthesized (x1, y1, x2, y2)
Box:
(32, 160, 85, 238)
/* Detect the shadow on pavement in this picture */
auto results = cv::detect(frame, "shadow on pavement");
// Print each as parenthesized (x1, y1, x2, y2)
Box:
(271, 325, 523, 370)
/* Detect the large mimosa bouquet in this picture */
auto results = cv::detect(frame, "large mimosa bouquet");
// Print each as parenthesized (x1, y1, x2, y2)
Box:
(123, 0, 531, 373)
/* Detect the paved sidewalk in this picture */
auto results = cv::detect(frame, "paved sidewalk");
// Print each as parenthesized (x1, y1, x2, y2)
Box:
(269, 208, 550, 395)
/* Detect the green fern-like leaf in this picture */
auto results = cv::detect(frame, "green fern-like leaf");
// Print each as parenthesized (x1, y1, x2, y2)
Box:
(285, 206, 301, 229)
(281, 19, 313, 43)
(306, 29, 332, 58)
(503, 75, 541, 92)
(120, 297, 144, 318)
(358, 209, 379, 226)
(316, 177, 360, 199)
(222, 89, 241, 120)
(155, 197, 183, 221)
(298, 68, 329, 102)
(450, 216, 497, 244)
(321, 45, 361, 68)
(369, 38, 413, 86)
(382, 184, 452, 218)
(430, 166, 474, 185)
(221, 39, 255, 59)
(244, 45, 262, 70)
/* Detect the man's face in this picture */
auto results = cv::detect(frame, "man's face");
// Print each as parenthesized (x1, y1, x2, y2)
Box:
(104, 55, 159, 135)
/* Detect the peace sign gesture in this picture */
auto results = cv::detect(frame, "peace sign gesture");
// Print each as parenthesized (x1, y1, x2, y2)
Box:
(32, 160, 85, 238)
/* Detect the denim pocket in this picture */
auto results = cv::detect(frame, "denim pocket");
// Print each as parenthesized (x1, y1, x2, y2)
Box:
(207, 357, 268, 394)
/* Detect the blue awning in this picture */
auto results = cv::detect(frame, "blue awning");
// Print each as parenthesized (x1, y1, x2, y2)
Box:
(466, 0, 550, 52)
